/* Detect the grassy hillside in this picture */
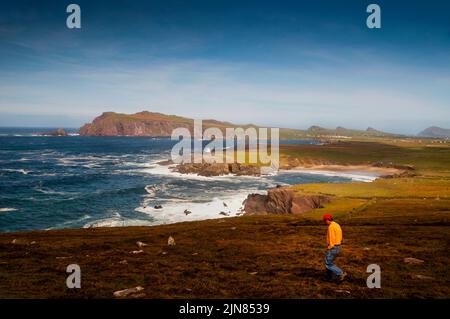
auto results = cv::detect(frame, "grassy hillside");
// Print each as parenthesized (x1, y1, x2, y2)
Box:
(280, 140, 450, 176)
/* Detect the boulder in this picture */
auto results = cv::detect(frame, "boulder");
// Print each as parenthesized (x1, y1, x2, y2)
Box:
(403, 257, 425, 265)
(40, 128, 68, 136)
(244, 187, 330, 215)
(113, 286, 145, 298)
(136, 241, 148, 248)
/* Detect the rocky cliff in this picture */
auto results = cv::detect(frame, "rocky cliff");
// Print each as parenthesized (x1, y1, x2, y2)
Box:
(244, 187, 330, 215)
(79, 111, 261, 137)
(79, 111, 196, 136)
(174, 162, 261, 177)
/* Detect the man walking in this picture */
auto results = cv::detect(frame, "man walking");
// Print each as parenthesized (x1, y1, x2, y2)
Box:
(323, 214, 347, 283)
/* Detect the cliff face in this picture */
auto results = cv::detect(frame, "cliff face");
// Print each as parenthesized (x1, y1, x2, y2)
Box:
(79, 111, 193, 136)
(244, 187, 330, 215)
(79, 111, 256, 137)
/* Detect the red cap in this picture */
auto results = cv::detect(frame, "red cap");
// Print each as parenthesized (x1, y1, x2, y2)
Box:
(322, 214, 333, 220)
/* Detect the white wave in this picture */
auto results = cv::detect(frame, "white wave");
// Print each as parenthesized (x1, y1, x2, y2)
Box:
(34, 186, 78, 196)
(135, 190, 263, 225)
(0, 208, 18, 212)
(46, 214, 91, 229)
(0, 168, 31, 175)
(83, 218, 153, 228)
(281, 169, 378, 182)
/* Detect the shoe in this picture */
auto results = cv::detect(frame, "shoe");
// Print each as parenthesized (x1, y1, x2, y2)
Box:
(325, 269, 334, 281)
(337, 272, 347, 283)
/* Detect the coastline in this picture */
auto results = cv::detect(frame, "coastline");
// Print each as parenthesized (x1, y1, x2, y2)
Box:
(281, 164, 405, 182)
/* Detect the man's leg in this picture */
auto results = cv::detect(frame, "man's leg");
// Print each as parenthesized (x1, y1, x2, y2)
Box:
(325, 247, 343, 277)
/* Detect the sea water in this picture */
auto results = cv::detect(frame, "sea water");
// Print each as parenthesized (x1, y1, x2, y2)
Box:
(0, 127, 370, 232)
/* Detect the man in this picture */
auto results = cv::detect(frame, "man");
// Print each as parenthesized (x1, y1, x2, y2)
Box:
(323, 214, 347, 283)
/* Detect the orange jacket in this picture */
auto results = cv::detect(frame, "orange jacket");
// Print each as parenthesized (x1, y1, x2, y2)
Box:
(327, 221, 343, 249)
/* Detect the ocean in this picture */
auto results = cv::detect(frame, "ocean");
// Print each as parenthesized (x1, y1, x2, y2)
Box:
(0, 127, 374, 232)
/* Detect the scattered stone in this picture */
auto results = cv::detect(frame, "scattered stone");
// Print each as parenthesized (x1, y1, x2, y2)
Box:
(56, 256, 71, 259)
(412, 274, 434, 280)
(136, 241, 148, 248)
(168, 236, 176, 246)
(223, 202, 228, 207)
(249, 272, 258, 275)
(404, 257, 425, 265)
(219, 212, 229, 216)
(363, 247, 371, 251)
(161, 251, 167, 255)
(131, 250, 144, 254)
(154, 205, 163, 209)
(30, 241, 37, 245)
(11, 239, 17, 244)
(231, 227, 237, 230)
(335, 289, 351, 294)
(113, 286, 145, 298)
(192, 253, 198, 256)
(184, 209, 192, 215)
(119, 260, 128, 265)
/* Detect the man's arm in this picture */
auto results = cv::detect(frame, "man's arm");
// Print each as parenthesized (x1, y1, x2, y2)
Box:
(327, 226, 336, 250)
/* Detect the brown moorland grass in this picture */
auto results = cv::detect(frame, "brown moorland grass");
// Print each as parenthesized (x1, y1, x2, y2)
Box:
(0, 215, 448, 299)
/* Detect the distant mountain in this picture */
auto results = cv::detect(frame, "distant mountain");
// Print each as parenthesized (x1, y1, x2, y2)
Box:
(301, 125, 401, 138)
(79, 111, 403, 139)
(418, 126, 450, 138)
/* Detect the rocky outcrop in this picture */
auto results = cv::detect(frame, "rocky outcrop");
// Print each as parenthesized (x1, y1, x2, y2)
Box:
(40, 128, 68, 136)
(79, 111, 193, 136)
(173, 162, 260, 177)
(244, 187, 331, 215)
(79, 111, 263, 137)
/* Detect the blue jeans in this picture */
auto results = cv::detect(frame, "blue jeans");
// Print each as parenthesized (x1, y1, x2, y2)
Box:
(325, 246, 343, 276)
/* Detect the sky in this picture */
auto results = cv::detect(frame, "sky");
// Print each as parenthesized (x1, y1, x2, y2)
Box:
(0, 0, 449, 134)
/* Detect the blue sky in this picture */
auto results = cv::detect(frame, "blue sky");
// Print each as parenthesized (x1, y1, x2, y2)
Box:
(0, 0, 449, 134)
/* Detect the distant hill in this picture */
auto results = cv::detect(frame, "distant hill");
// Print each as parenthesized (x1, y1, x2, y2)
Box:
(296, 125, 401, 138)
(79, 111, 402, 139)
(418, 126, 450, 138)
(79, 111, 259, 137)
